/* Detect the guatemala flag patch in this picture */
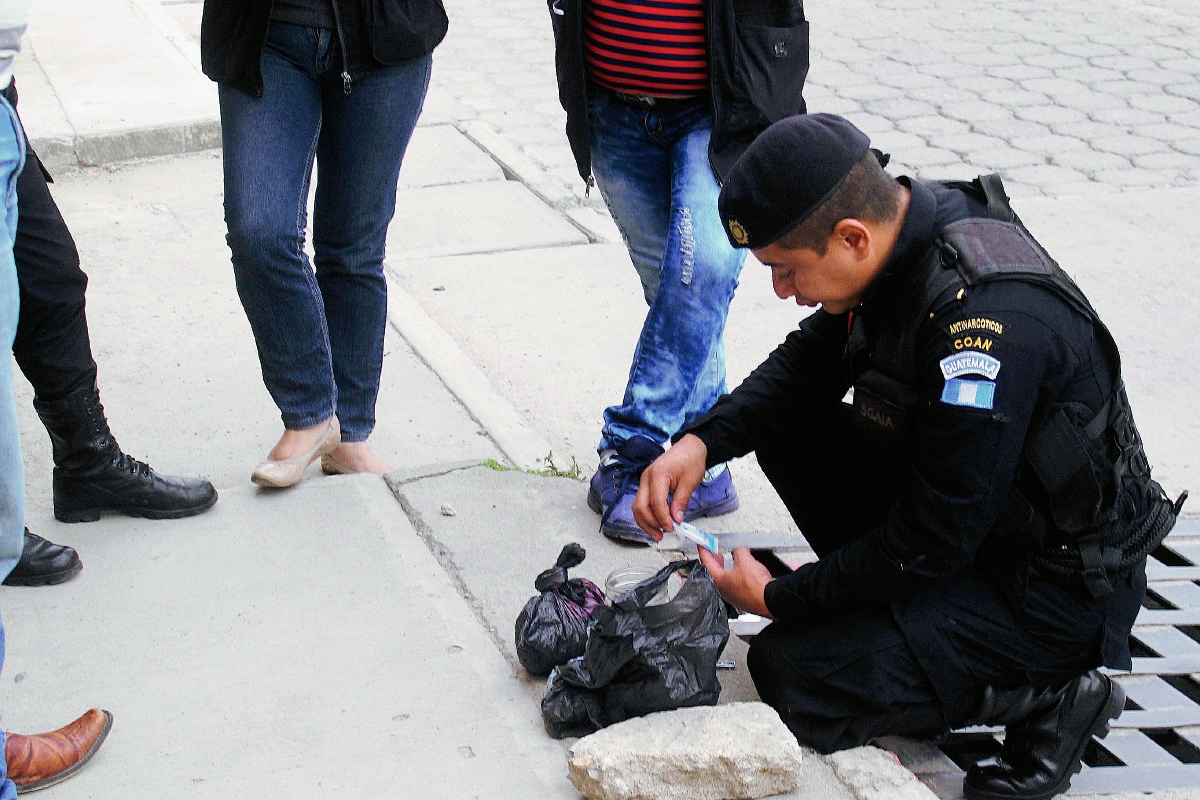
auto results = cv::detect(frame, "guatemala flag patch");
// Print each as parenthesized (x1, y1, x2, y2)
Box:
(941, 378, 996, 410)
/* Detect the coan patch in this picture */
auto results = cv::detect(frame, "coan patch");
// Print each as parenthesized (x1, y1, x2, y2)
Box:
(941, 378, 996, 410)
(939, 351, 1001, 381)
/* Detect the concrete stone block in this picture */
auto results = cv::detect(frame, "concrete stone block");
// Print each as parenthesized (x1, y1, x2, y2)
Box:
(987, 64, 1053, 81)
(1091, 134, 1169, 157)
(863, 98, 938, 120)
(1128, 68, 1196, 88)
(1093, 167, 1182, 187)
(981, 88, 1052, 108)
(1056, 92, 1131, 112)
(1022, 53, 1088, 71)
(963, 146, 1043, 171)
(567, 703, 804, 800)
(1051, 150, 1131, 173)
(1014, 105, 1088, 125)
(898, 116, 971, 137)
(1129, 93, 1198, 114)
(1009, 134, 1089, 156)
(1166, 83, 1200, 102)
(1159, 58, 1200, 78)
(826, 745, 939, 800)
(939, 101, 1016, 124)
(1087, 106, 1165, 126)
(974, 117, 1051, 139)
(1132, 153, 1200, 173)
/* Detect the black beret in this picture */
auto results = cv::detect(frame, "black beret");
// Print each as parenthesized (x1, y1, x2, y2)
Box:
(718, 114, 872, 250)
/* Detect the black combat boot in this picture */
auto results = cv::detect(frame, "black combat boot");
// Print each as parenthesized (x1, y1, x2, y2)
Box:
(962, 671, 1124, 800)
(33, 387, 218, 523)
(2, 530, 82, 586)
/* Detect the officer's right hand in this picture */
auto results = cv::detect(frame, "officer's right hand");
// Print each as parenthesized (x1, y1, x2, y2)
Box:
(633, 434, 708, 538)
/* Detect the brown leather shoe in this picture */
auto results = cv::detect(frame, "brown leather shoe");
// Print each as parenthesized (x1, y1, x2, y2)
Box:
(5, 709, 112, 793)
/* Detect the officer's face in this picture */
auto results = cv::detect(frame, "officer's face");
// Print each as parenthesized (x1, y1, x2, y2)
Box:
(755, 226, 878, 315)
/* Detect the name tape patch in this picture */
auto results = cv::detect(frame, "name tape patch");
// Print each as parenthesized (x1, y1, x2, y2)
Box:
(940, 351, 1001, 381)
(941, 378, 996, 410)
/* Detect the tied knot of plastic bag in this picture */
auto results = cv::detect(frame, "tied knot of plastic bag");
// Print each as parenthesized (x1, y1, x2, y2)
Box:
(540, 559, 730, 739)
(515, 543, 606, 676)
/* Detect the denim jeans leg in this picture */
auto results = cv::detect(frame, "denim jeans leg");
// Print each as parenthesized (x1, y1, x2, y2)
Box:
(588, 97, 745, 451)
(0, 96, 26, 581)
(220, 24, 336, 431)
(587, 94, 672, 308)
(312, 54, 431, 442)
(0, 95, 28, 800)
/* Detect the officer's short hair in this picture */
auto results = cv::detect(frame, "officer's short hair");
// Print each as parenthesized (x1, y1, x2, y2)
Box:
(774, 152, 901, 256)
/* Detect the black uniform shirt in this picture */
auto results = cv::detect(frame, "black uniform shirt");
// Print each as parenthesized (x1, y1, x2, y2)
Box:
(685, 179, 1141, 672)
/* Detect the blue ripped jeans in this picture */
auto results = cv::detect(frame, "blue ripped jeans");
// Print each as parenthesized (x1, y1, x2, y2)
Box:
(587, 91, 745, 453)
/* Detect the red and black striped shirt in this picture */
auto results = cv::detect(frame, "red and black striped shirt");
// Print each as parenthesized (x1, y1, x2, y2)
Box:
(583, 0, 708, 98)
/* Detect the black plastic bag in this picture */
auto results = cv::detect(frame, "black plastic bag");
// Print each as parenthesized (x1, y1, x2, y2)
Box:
(515, 543, 606, 676)
(541, 559, 730, 739)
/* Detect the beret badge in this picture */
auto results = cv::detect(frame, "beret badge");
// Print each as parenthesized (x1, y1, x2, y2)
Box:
(727, 219, 750, 246)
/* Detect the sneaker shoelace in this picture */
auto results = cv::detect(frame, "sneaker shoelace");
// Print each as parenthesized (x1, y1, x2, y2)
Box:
(598, 451, 658, 532)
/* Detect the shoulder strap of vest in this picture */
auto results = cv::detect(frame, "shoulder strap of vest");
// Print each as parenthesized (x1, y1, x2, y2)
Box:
(869, 175, 1120, 385)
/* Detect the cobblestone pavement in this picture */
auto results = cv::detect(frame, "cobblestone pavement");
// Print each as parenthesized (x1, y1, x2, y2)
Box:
(429, 0, 1200, 201)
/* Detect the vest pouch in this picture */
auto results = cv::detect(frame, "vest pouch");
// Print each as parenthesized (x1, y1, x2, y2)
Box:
(852, 369, 919, 453)
(1027, 406, 1103, 534)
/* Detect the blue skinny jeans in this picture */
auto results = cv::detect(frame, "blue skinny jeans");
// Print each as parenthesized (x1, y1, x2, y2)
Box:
(586, 91, 745, 453)
(220, 22, 431, 441)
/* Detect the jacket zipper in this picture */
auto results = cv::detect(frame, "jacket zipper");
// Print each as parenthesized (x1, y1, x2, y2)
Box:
(705, 0, 719, 179)
(571, 0, 595, 193)
(329, 0, 353, 94)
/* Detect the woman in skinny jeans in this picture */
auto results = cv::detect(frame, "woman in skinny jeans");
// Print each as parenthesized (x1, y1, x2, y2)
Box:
(201, 0, 447, 486)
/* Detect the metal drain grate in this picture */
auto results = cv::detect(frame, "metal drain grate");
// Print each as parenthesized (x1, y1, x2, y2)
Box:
(889, 520, 1200, 797)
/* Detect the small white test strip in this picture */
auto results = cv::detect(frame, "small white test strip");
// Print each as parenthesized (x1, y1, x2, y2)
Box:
(674, 521, 719, 553)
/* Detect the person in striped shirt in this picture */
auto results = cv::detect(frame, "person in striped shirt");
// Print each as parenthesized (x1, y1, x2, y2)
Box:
(549, 0, 810, 543)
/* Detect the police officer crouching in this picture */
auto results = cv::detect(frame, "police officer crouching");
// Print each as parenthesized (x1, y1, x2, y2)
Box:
(632, 114, 1186, 800)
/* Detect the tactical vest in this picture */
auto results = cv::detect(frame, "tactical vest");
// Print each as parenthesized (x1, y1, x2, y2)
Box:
(847, 175, 1184, 598)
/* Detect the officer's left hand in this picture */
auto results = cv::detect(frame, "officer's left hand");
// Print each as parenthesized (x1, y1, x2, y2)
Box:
(697, 546, 774, 619)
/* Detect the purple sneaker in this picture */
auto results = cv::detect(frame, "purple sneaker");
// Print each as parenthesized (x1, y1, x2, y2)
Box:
(588, 436, 738, 545)
(684, 466, 740, 520)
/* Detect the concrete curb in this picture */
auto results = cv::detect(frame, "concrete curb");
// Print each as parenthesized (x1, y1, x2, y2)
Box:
(384, 271, 554, 471)
(31, 119, 221, 172)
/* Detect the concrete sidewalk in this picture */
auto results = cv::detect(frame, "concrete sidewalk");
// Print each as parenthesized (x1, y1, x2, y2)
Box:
(3, 1, 1199, 799)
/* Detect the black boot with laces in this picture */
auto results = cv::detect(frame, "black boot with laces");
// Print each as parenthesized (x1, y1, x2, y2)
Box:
(34, 387, 217, 523)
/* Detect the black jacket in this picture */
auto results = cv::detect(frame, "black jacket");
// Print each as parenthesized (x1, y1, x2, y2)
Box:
(201, 0, 448, 97)
(685, 178, 1153, 669)
(548, 0, 810, 184)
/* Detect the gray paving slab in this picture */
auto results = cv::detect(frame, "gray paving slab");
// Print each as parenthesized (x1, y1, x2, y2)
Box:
(390, 181, 589, 260)
(399, 124, 506, 189)
(0, 477, 579, 799)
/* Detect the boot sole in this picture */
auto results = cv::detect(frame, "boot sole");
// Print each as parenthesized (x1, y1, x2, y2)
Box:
(15, 710, 113, 794)
(2, 561, 83, 587)
(54, 491, 218, 524)
(963, 678, 1126, 800)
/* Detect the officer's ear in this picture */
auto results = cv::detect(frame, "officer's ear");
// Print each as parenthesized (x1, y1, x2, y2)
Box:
(829, 218, 873, 260)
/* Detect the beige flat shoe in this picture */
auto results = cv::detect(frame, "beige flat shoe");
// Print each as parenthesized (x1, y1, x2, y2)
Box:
(251, 418, 341, 488)
(320, 452, 355, 476)
(320, 451, 391, 476)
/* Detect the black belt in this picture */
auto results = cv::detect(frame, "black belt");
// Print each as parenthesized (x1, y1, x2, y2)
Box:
(594, 85, 706, 109)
